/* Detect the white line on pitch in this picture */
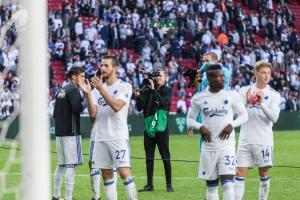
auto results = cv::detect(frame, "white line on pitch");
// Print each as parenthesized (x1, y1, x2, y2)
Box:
(1, 172, 300, 181)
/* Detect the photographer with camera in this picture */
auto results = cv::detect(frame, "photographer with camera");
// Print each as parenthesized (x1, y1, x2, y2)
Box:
(134, 68, 174, 193)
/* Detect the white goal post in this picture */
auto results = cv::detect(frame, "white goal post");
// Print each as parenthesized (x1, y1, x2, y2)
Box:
(20, 0, 50, 199)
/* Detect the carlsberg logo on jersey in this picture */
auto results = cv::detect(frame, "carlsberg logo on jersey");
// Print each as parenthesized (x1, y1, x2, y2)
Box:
(203, 107, 228, 117)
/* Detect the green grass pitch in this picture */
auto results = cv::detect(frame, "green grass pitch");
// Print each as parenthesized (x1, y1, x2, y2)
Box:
(1, 131, 300, 199)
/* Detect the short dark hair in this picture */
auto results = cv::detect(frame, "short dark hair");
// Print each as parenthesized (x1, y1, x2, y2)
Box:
(67, 67, 84, 79)
(102, 55, 119, 67)
(206, 64, 222, 71)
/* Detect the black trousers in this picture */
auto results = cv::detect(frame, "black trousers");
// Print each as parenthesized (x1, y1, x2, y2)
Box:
(144, 129, 172, 186)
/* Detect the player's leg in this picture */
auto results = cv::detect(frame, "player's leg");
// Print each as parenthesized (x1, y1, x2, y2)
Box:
(219, 146, 236, 200)
(93, 141, 117, 200)
(235, 144, 253, 200)
(110, 139, 137, 200)
(53, 137, 64, 199)
(206, 179, 219, 200)
(64, 135, 83, 200)
(102, 169, 117, 200)
(258, 167, 271, 200)
(198, 151, 219, 199)
(220, 175, 234, 200)
(89, 140, 101, 200)
(156, 129, 173, 192)
(139, 131, 156, 191)
(113, 167, 118, 185)
(235, 167, 248, 200)
(256, 145, 273, 200)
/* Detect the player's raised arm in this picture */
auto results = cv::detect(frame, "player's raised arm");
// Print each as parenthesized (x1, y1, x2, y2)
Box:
(92, 76, 128, 112)
(258, 91, 281, 123)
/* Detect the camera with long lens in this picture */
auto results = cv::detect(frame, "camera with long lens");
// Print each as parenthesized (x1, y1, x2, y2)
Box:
(141, 71, 160, 88)
(183, 68, 201, 88)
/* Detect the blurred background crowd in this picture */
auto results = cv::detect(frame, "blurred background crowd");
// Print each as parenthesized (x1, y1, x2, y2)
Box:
(1, 0, 300, 119)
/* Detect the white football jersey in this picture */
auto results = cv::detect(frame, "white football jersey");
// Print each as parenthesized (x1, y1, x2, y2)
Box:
(187, 89, 247, 151)
(91, 79, 132, 141)
(239, 84, 281, 145)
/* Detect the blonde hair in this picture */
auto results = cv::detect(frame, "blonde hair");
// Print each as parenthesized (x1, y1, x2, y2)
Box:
(203, 52, 218, 62)
(254, 61, 272, 72)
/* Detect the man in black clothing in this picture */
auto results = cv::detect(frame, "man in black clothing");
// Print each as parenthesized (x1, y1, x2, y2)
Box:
(52, 67, 86, 200)
(135, 68, 174, 192)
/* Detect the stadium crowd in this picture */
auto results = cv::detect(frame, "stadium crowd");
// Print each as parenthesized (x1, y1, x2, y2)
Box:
(1, 0, 300, 120)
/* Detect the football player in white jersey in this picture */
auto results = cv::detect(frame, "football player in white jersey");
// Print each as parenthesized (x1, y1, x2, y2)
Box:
(234, 61, 281, 200)
(88, 79, 118, 200)
(79, 55, 137, 200)
(187, 64, 248, 200)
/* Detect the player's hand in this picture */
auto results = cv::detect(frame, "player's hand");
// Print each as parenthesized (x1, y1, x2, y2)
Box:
(187, 127, 194, 136)
(200, 125, 212, 143)
(148, 79, 155, 90)
(219, 124, 233, 140)
(78, 78, 92, 94)
(194, 73, 202, 88)
(256, 90, 264, 104)
(91, 76, 104, 91)
(134, 87, 141, 98)
(246, 88, 254, 104)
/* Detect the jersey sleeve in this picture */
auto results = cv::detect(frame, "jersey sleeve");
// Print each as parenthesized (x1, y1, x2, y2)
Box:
(115, 83, 132, 105)
(238, 86, 248, 105)
(260, 91, 281, 123)
(68, 87, 84, 113)
(186, 94, 202, 130)
(231, 91, 249, 127)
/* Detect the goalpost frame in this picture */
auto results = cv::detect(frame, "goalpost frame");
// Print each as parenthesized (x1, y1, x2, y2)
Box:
(20, 0, 50, 199)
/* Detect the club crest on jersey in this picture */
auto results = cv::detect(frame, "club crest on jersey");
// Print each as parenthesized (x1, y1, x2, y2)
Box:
(264, 96, 269, 100)
(203, 107, 228, 117)
(98, 97, 107, 106)
(113, 90, 118, 94)
(224, 99, 229, 104)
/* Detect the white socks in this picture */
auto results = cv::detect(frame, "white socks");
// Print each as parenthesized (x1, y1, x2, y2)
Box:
(123, 177, 137, 200)
(222, 180, 234, 200)
(259, 176, 270, 200)
(206, 186, 219, 200)
(53, 165, 64, 198)
(90, 168, 101, 199)
(65, 166, 75, 200)
(234, 176, 245, 200)
(104, 178, 117, 200)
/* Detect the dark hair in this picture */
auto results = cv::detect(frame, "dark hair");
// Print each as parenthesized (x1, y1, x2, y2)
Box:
(102, 55, 119, 67)
(206, 64, 222, 71)
(67, 67, 84, 79)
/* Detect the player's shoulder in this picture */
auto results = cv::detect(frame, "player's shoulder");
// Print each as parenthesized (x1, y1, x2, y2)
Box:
(268, 85, 280, 95)
(239, 84, 251, 92)
(267, 85, 281, 99)
(222, 88, 240, 97)
(191, 91, 209, 101)
(118, 79, 132, 89)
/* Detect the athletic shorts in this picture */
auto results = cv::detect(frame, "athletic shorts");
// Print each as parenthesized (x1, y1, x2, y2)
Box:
(198, 145, 236, 180)
(89, 140, 95, 161)
(236, 144, 273, 168)
(92, 139, 131, 169)
(56, 135, 83, 166)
